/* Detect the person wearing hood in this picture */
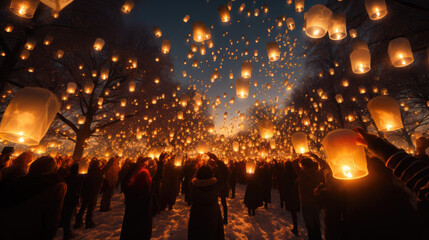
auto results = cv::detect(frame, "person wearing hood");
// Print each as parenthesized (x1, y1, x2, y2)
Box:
(0, 151, 33, 192)
(0, 156, 66, 240)
(188, 165, 224, 240)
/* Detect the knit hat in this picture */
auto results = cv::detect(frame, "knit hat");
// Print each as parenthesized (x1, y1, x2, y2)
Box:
(196, 165, 213, 180)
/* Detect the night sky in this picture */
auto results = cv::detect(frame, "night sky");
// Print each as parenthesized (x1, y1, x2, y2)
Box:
(127, 0, 319, 135)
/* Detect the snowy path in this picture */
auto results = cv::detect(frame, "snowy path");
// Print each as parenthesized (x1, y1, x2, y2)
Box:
(55, 184, 308, 240)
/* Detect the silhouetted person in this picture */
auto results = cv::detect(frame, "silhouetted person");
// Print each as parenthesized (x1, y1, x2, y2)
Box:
(0, 156, 66, 240)
(160, 159, 180, 210)
(244, 167, 263, 216)
(100, 157, 119, 212)
(207, 153, 229, 224)
(0, 146, 14, 171)
(0, 151, 33, 193)
(74, 159, 103, 229)
(228, 161, 237, 198)
(188, 165, 224, 240)
(280, 161, 300, 235)
(260, 162, 272, 208)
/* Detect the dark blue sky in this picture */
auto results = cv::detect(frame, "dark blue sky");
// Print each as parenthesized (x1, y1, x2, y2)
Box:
(127, 0, 319, 135)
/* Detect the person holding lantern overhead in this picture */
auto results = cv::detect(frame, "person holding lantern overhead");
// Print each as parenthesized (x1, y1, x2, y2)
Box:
(188, 164, 224, 240)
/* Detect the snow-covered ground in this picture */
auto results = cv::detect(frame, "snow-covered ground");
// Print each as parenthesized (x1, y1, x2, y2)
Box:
(55, 184, 308, 240)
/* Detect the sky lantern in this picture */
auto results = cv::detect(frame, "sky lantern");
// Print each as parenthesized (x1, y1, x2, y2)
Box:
(327, 113, 334, 122)
(328, 12, 347, 40)
(270, 139, 276, 149)
(217, 5, 230, 22)
(305, 4, 333, 39)
(121, 0, 134, 14)
(0, 87, 60, 145)
(10, 0, 39, 18)
(233, 141, 239, 152)
(152, 26, 162, 38)
(120, 98, 127, 107)
(246, 160, 256, 174)
(286, 17, 295, 31)
(349, 29, 357, 38)
(322, 129, 369, 180)
(365, 0, 388, 20)
(183, 14, 190, 22)
(84, 80, 94, 94)
(197, 141, 209, 154)
(295, 0, 304, 12)
(236, 77, 250, 99)
(100, 67, 109, 80)
(350, 49, 371, 74)
(174, 154, 182, 167)
(177, 111, 184, 120)
(97, 97, 103, 106)
(66, 82, 77, 94)
(239, 3, 245, 12)
(78, 115, 86, 125)
(388, 37, 414, 67)
(56, 50, 64, 59)
(192, 22, 208, 42)
(4, 24, 13, 33)
(367, 95, 403, 131)
(93, 38, 105, 51)
(291, 132, 309, 154)
(335, 94, 344, 104)
(25, 38, 36, 50)
(207, 123, 215, 133)
(40, 0, 74, 12)
(241, 61, 252, 78)
(266, 42, 280, 62)
(128, 80, 136, 92)
(258, 119, 274, 139)
(162, 39, 171, 54)
(78, 159, 89, 174)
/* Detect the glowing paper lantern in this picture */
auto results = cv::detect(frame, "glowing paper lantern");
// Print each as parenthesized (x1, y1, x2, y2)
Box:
(350, 49, 371, 74)
(177, 111, 184, 120)
(322, 129, 368, 180)
(78, 159, 89, 174)
(121, 0, 134, 14)
(286, 17, 295, 31)
(246, 160, 256, 174)
(258, 119, 274, 139)
(10, 0, 39, 18)
(241, 62, 252, 78)
(93, 38, 105, 51)
(291, 132, 309, 154)
(183, 15, 190, 23)
(152, 26, 162, 38)
(295, 0, 304, 13)
(66, 82, 77, 94)
(78, 115, 86, 125)
(328, 12, 346, 40)
(218, 5, 230, 22)
(192, 22, 208, 42)
(266, 42, 280, 62)
(349, 29, 357, 38)
(84, 80, 94, 94)
(174, 154, 182, 167)
(40, 0, 73, 12)
(335, 94, 344, 104)
(161, 39, 171, 54)
(365, 0, 388, 20)
(236, 77, 250, 99)
(233, 141, 239, 152)
(388, 37, 414, 67)
(0, 87, 60, 145)
(367, 95, 403, 131)
(305, 4, 333, 39)
(128, 80, 136, 92)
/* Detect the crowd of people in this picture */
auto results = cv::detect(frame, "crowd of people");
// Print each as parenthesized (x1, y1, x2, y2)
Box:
(0, 128, 428, 240)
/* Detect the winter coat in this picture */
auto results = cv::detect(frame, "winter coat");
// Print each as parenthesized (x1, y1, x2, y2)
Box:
(160, 161, 180, 207)
(214, 160, 229, 198)
(244, 172, 263, 209)
(279, 163, 300, 212)
(188, 177, 224, 240)
(0, 174, 66, 240)
(260, 164, 272, 203)
(120, 167, 152, 240)
(298, 168, 323, 208)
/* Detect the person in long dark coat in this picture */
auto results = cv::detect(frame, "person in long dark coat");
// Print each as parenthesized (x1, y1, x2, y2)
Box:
(259, 162, 272, 208)
(60, 163, 84, 240)
(244, 167, 263, 216)
(0, 156, 66, 240)
(160, 159, 180, 210)
(74, 159, 103, 229)
(120, 158, 153, 240)
(183, 160, 197, 205)
(207, 153, 229, 224)
(281, 161, 300, 235)
(100, 157, 119, 212)
(188, 165, 224, 240)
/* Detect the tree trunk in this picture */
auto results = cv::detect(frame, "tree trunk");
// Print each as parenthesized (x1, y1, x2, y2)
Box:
(72, 114, 93, 161)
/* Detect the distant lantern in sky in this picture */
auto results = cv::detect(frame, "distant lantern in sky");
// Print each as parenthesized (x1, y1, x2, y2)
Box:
(367, 95, 403, 131)
(236, 77, 250, 99)
(25, 38, 36, 50)
(152, 26, 162, 38)
(121, 0, 134, 14)
(322, 129, 369, 180)
(162, 39, 171, 54)
(365, 0, 388, 20)
(388, 37, 414, 67)
(218, 5, 230, 22)
(183, 14, 190, 22)
(40, 0, 74, 12)
(328, 12, 347, 40)
(0, 87, 60, 145)
(93, 38, 105, 51)
(266, 42, 280, 62)
(295, 0, 304, 12)
(241, 62, 252, 78)
(84, 80, 94, 94)
(286, 17, 295, 31)
(335, 94, 344, 104)
(78, 115, 86, 125)
(350, 49, 371, 74)
(56, 50, 64, 59)
(258, 119, 274, 139)
(10, 0, 39, 18)
(233, 141, 239, 152)
(305, 4, 333, 39)
(246, 160, 256, 174)
(349, 29, 357, 38)
(128, 80, 136, 92)
(192, 22, 208, 42)
(43, 35, 54, 45)
(291, 132, 309, 154)
(66, 82, 77, 94)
